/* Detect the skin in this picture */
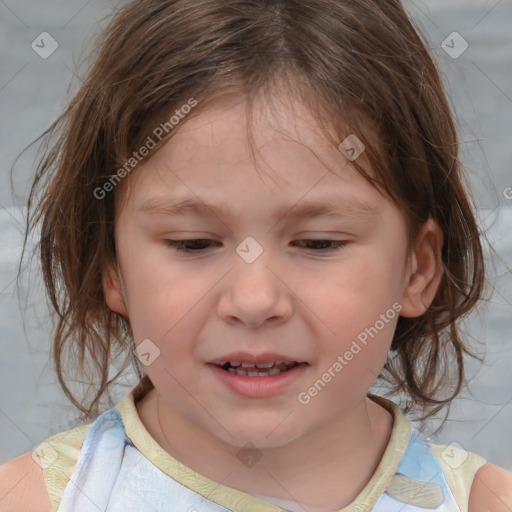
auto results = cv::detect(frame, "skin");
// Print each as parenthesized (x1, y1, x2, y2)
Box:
(1, 91, 511, 512)
(103, 91, 446, 511)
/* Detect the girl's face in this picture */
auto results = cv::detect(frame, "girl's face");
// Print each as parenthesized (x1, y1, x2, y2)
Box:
(105, 93, 440, 448)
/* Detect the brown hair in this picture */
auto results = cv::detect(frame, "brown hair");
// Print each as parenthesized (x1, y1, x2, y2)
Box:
(23, 0, 486, 426)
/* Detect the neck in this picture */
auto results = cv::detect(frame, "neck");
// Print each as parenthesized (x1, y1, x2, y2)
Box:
(137, 389, 393, 511)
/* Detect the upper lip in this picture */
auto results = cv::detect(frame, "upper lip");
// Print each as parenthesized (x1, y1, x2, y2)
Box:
(208, 352, 308, 366)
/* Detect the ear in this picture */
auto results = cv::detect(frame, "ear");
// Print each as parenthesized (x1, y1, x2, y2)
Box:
(400, 218, 444, 318)
(103, 262, 129, 317)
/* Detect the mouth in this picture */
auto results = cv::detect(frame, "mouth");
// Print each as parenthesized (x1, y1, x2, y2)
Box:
(215, 361, 302, 377)
(207, 358, 308, 398)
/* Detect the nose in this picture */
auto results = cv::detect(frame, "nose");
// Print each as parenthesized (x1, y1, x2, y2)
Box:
(217, 249, 293, 328)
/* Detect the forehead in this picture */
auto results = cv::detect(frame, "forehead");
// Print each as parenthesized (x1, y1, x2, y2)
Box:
(118, 92, 386, 220)
(166, 92, 344, 174)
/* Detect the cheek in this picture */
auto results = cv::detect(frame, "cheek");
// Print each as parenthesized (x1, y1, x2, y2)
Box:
(309, 255, 400, 326)
(298, 251, 401, 370)
(117, 242, 199, 340)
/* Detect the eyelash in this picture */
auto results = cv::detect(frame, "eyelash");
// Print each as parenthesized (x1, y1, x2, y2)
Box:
(163, 239, 350, 254)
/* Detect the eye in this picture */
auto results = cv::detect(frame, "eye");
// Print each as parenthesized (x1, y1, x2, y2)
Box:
(163, 239, 217, 252)
(292, 240, 350, 252)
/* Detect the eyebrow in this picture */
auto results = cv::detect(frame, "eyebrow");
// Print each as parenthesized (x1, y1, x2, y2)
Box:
(138, 194, 378, 225)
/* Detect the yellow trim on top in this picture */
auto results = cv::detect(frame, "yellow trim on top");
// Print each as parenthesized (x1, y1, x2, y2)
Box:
(33, 422, 92, 512)
(431, 444, 486, 512)
(115, 391, 412, 512)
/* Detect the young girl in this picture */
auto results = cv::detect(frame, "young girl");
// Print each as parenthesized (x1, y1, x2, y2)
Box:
(1, 0, 511, 510)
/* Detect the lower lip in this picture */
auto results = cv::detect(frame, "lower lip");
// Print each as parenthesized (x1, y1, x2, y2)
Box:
(207, 363, 308, 398)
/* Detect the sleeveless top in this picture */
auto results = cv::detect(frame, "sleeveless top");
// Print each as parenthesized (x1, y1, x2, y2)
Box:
(33, 379, 487, 512)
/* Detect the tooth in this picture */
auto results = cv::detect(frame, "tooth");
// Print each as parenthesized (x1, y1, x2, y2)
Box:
(235, 368, 259, 376)
(229, 366, 286, 377)
(255, 362, 275, 369)
(234, 369, 269, 377)
(241, 362, 256, 368)
(229, 361, 241, 367)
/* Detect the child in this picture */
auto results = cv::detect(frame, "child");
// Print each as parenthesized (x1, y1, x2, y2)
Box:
(1, 0, 511, 510)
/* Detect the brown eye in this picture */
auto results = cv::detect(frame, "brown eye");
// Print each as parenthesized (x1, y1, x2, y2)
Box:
(293, 240, 350, 252)
(163, 239, 217, 252)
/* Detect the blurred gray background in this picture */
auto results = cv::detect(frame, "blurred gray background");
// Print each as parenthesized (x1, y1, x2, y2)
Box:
(1, 0, 511, 471)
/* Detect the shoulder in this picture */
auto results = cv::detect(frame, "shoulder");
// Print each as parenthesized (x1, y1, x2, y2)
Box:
(0, 422, 92, 512)
(0, 451, 51, 512)
(468, 463, 512, 512)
